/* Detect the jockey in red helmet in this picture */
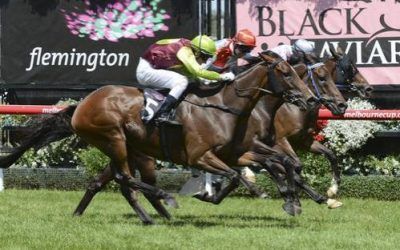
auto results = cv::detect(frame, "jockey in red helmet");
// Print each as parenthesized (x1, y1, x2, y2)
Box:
(207, 29, 257, 72)
(136, 35, 235, 123)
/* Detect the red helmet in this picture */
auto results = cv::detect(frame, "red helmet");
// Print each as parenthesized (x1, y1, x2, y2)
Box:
(234, 29, 256, 47)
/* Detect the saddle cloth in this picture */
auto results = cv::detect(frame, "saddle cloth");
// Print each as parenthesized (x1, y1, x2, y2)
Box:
(141, 88, 166, 123)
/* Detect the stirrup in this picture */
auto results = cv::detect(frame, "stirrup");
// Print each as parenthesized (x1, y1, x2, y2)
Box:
(155, 112, 181, 126)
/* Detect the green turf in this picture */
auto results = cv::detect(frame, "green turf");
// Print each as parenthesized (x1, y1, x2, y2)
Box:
(0, 190, 399, 250)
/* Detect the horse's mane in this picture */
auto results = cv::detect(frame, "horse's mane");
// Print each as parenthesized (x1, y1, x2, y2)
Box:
(231, 50, 284, 76)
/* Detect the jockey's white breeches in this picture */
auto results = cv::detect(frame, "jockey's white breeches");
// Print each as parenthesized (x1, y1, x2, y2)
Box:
(136, 58, 189, 99)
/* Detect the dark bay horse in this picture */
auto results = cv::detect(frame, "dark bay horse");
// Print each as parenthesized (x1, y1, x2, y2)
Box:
(326, 47, 372, 99)
(73, 53, 348, 217)
(0, 53, 315, 223)
(272, 47, 372, 206)
(71, 49, 370, 215)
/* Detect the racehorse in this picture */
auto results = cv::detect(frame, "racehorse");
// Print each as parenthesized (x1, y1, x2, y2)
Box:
(0, 53, 315, 224)
(73, 52, 348, 216)
(42, 48, 371, 214)
(326, 47, 372, 99)
(272, 46, 372, 204)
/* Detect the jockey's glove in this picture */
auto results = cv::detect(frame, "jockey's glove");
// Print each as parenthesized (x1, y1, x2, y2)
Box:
(219, 72, 235, 81)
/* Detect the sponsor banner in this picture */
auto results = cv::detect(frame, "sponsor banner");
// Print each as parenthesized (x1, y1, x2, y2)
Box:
(319, 109, 400, 120)
(1, 0, 197, 86)
(236, 0, 400, 85)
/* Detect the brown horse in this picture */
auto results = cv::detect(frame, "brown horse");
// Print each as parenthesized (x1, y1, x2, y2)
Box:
(326, 47, 372, 99)
(0, 53, 315, 223)
(67, 53, 347, 218)
(72, 52, 347, 217)
(272, 47, 372, 205)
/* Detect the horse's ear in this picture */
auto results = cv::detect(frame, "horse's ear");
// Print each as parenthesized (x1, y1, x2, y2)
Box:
(258, 52, 275, 63)
(304, 53, 315, 64)
(329, 44, 340, 59)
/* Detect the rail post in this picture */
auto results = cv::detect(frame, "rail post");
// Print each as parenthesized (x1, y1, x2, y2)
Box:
(0, 169, 4, 192)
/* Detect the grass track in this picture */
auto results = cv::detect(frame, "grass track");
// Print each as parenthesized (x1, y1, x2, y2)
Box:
(0, 190, 399, 249)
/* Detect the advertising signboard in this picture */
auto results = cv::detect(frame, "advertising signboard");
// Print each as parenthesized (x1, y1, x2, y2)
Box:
(236, 0, 400, 85)
(0, 0, 197, 87)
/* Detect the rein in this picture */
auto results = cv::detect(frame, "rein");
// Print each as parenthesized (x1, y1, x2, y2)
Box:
(234, 58, 284, 97)
(183, 99, 246, 116)
(307, 62, 325, 98)
(182, 57, 285, 116)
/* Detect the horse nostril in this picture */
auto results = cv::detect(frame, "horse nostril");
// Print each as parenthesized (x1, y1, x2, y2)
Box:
(338, 102, 348, 112)
(365, 87, 373, 93)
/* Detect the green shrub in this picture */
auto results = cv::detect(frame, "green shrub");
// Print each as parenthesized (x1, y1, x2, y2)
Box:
(297, 151, 331, 185)
(4, 168, 400, 200)
(233, 174, 400, 201)
(1, 98, 82, 168)
(77, 147, 109, 176)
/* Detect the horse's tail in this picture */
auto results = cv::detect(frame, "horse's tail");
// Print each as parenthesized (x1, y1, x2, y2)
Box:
(0, 105, 77, 169)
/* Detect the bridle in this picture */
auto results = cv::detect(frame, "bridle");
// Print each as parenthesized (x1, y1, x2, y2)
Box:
(233, 58, 286, 97)
(306, 62, 325, 99)
(335, 55, 359, 92)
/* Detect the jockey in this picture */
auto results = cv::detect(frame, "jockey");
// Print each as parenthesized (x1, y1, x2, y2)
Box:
(136, 35, 235, 122)
(270, 39, 315, 65)
(206, 29, 257, 73)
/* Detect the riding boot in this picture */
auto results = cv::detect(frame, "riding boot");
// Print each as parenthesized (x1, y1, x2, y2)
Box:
(155, 95, 178, 123)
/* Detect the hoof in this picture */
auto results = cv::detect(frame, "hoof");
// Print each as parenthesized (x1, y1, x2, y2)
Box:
(163, 194, 179, 209)
(142, 219, 155, 226)
(73, 212, 83, 217)
(282, 202, 296, 216)
(327, 198, 343, 209)
(193, 191, 209, 201)
(293, 205, 302, 215)
(259, 192, 270, 199)
(293, 199, 301, 208)
(327, 185, 338, 198)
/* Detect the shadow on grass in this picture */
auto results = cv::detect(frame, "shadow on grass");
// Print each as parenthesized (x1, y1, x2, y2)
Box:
(83, 211, 300, 228)
(164, 214, 299, 229)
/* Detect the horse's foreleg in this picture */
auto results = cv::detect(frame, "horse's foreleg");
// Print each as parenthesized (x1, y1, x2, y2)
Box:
(73, 164, 113, 216)
(309, 140, 341, 198)
(193, 176, 240, 204)
(268, 155, 302, 216)
(237, 151, 271, 198)
(191, 150, 241, 204)
(262, 159, 299, 216)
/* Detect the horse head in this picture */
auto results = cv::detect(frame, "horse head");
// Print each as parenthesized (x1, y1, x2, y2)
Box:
(296, 54, 348, 115)
(258, 51, 317, 111)
(327, 46, 373, 98)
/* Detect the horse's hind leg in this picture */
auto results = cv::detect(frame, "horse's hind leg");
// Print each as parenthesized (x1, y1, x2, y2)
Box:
(73, 161, 154, 223)
(134, 153, 172, 220)
(73, 164, 113, 216)
(79, 132, 160, 224)
(119, 185, 154, 225)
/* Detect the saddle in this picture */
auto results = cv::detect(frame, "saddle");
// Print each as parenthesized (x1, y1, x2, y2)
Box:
(140, 81, 226, 125)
